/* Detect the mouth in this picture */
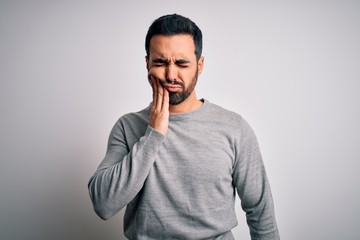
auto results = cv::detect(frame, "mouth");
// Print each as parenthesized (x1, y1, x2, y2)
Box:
(160, 80, 184, 92)
(163, 84, 182, 92)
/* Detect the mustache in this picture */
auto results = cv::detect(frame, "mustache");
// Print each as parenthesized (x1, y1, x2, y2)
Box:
(160, 79, 184, 88)
(148, 75, 184, 88)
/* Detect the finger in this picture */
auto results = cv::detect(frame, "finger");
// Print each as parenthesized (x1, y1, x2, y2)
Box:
(162, 88, 169, 111)
(150, 75, 157, 110)
(156, 78, 164, 111)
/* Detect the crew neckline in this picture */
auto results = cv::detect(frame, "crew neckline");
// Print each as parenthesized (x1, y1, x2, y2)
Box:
(146, 98, 209, 121)
(169, 98, 208, 121)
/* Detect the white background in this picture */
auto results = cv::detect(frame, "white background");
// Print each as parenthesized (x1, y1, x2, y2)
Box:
(1, 0, 359, 239)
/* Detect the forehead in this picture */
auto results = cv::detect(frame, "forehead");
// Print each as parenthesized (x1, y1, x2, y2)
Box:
(149, 34, 196, 59)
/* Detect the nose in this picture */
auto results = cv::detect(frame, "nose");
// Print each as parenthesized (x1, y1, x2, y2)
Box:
(166, 63, 177, 81)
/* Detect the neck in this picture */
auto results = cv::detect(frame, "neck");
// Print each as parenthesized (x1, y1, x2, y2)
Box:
(169, 91, 203, 114)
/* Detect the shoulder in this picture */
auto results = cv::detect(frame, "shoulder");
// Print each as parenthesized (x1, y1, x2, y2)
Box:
(206, 101, 260, 150)
(205, 100, 252, 133)
(112, 105, 151, 132)
(120, 105, 150, 123)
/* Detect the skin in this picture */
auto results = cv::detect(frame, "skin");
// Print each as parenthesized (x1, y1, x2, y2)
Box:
(146, 34, 204, 135)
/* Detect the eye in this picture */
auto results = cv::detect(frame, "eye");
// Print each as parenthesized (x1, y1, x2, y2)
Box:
(177, 63, 189, 68)
(151, 60, 167, 67)
(153, 63, 165, 67)
(175, 60, 190, 68)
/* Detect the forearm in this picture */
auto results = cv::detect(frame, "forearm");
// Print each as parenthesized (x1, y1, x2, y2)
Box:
(88, 126, 165, 220)
(243, 179, 280, 240)
(233, 121, 280, 239)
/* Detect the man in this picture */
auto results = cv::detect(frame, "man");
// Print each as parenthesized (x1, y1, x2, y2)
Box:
(88, 14, 280, 239)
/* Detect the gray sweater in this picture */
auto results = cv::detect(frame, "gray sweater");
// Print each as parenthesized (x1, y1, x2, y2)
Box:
(88, 99, 280, 239)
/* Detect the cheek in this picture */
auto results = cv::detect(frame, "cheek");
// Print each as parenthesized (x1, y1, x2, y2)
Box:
(181, 68, 197, 81)
(148, 67, 165, 79)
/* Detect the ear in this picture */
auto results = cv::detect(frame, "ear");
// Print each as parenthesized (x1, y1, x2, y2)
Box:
(145, 56, 149, 71)
(197, 56, 204, 76)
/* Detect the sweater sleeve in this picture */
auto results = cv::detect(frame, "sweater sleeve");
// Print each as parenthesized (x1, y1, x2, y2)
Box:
(232, 120, 280, 240)
(88, 120, 165, 220)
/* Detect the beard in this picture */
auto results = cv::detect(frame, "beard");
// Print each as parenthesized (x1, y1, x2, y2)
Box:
(160, 69, 198, 105)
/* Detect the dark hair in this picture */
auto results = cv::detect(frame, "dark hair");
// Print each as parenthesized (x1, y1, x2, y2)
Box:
(145, 14, 203, 61)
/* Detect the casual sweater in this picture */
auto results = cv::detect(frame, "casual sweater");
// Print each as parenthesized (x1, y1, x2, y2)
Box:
(88, 99, 280, 240)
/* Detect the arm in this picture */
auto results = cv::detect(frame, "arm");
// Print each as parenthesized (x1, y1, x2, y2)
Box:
(88, 76, 169, 220)
(232, 121, 280, 239)
(88, 124, 165, 220)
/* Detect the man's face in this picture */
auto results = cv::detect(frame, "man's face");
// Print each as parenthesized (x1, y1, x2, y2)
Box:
(146, 34, 204, 105)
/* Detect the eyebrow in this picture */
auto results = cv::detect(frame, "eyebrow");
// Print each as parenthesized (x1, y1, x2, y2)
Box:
(152, 58, 167, 64)
(175, 59, 191, 64)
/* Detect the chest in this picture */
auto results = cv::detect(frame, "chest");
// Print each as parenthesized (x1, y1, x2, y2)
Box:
(155, 122, 235, 184)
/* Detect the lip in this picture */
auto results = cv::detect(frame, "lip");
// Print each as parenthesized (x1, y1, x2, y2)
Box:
(164, 84, 182, 92)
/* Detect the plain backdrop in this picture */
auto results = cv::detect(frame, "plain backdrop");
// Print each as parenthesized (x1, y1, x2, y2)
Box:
(1, 0, 359, 239)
